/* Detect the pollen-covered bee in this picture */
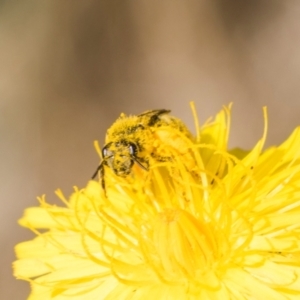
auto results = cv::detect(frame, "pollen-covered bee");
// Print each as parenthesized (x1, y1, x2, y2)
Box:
(92, 109, 193, 187)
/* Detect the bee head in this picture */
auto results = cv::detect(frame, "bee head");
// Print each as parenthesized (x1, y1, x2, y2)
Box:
(102, 141, 138, 177)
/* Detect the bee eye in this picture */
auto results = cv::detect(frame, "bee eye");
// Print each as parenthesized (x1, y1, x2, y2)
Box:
(102, 142, 112, 158)
(129, 143, 137, 155)
(102, 148, 107, 157)
(102, 147, 108, 157)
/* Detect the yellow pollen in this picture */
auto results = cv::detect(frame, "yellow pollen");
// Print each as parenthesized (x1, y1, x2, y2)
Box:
(159, 209, 180, 223)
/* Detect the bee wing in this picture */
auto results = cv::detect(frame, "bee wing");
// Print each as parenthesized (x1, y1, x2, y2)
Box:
(138, 109, 171, 126)
(138, 109, 171, 117)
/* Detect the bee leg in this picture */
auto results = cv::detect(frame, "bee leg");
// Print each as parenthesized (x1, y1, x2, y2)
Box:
(151, 153, 171, 163)
(100, 165, 106, 191)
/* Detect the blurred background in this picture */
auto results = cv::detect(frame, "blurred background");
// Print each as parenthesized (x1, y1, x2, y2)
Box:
(1, 1, 300, 298)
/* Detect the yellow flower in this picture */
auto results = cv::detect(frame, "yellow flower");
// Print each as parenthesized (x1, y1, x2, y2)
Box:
(14, 104, 300, 299)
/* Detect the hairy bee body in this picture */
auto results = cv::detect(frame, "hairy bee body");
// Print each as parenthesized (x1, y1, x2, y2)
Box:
(92, 109, 193, 185)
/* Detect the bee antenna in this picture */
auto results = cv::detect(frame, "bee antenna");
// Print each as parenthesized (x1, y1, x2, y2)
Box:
(91, 161, 104, 179)
(132, 157, 148, 171)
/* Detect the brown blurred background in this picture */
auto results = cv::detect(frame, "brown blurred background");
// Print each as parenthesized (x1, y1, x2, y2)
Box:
(1, 1, 300, 298)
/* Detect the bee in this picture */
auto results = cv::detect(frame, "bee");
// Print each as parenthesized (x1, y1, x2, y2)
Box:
(92, 109, 193, 188)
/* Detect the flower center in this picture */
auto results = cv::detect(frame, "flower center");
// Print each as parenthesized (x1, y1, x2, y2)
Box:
(158, 208, 180, 223)
(145, 208, 220, 288)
